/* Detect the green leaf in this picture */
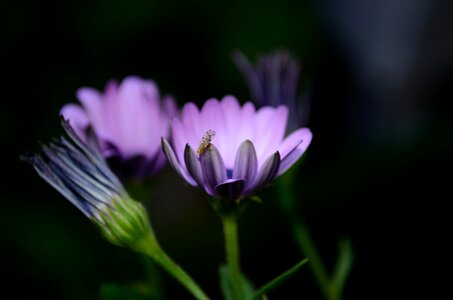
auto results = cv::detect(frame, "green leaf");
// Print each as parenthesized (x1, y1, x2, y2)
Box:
(252, 258, 309, 299)
(219, 265, 255, 300)
(332, 237, 354, 295)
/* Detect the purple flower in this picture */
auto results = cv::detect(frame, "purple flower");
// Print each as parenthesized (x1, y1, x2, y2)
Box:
(232, 50, 311, 131)
(61, 76, 177, 179)
(162, 96, 312, 201)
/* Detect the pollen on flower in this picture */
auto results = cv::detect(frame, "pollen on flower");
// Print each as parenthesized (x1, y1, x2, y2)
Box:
(196, 129, 216, 156)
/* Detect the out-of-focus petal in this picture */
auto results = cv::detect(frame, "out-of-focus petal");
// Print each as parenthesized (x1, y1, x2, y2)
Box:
(60, 104, 89, 139)
(163, 96, 178, 118)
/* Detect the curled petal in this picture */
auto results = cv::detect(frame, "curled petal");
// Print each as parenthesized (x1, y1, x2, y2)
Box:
(184, 144, 204, 188)
(253, 152, 281, 189)
(199, 144, 227, 195)
(161, 138, 196, 186)
(233, 140, 258, 189)
(278, 128, 312, 175)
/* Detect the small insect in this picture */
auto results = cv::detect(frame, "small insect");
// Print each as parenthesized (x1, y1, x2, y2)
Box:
(196, 129, 216, 156)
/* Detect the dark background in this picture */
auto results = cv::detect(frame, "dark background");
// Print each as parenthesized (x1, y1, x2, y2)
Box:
(3, 0, 452, 299)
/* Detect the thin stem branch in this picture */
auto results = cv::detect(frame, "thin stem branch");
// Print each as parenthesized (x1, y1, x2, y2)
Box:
(278, 174, 339, 300)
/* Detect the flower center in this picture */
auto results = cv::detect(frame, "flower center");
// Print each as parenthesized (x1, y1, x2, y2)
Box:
(196, 129, 216, 156)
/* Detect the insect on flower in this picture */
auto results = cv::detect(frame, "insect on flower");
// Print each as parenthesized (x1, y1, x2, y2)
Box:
(196, 129, 216, 156)
(162, 96, 313, 202)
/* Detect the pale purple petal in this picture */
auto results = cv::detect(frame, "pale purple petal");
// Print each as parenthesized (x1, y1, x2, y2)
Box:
(184, 144, 204, 188)
(233, 140, 258, 189)
(235, 102, 256, 152)
(163, 95, 178, 118)
(60, 104, 89, 140)
(278, 127, 311, 158)
(115, 77, 157, 156)
(253, 152, 280, 189)
(199, 144, 227, 195)
(181, 102, 202, 149)
(215, 179, 246, 200)
(200, 99, 229, 165)
(76, 87, 104, 132)
(220, 96, 241, 148)
(254, 105, 288, 163)
(171, 118, 190, 165)
(278, 128, 312, 175)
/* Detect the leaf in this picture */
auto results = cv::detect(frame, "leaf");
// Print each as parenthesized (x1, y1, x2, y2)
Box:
(219, 265, 255, 300)
(252, 258, 309, 299)
(332, 237, 354, 294)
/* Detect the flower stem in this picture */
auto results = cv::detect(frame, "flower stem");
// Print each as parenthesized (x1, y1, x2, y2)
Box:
(137, 234, 210, 300)
(223, 215, 244, 300)
(278, 173, 339, 300)
(293, 219, 338, 300)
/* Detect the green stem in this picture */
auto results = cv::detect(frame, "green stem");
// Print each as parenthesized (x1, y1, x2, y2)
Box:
(293, 220, 337, 300)
(278, 176, 338, 300)
(141, 255, 164, 299)
(223, 215, 244, 300)
(138, 234, 210, 300)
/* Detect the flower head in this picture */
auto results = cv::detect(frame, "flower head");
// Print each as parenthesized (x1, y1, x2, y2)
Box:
(232, 50, 311, 131)
(162, 96, 312, 202)
(21, 118, 155, 251)
(60, 76, 177, 179)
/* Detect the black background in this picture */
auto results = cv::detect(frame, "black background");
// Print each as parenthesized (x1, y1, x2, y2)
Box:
(3, 0, 452, 299)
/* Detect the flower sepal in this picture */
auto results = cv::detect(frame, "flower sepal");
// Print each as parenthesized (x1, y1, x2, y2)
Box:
(208, 195, 262, 218)
(94, 195, 159, 254)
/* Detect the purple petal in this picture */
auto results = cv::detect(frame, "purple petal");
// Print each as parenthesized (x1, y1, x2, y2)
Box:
(231, 51, 264, 103)
(161, 138, 196, 186)
(200, 99, 228, 163)
(181, 102, 202, 149)
(163, 95, 178, 118)
(253, 152, 281, 190)
(115, 77, 158, 156)
(215, 179, 246, 200)
(199, 144, 227, 195)
(233, 140, 258, 189)
(184, 144, 204, 188)
(254, 105, 288, 162)
(76, 87, 103, 125)
(171, 118, 189, 165)
(278, 128, 312, 176)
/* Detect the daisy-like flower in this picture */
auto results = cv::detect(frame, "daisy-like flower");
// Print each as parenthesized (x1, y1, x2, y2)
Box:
(232, 50, 311, 131)
(162, 96, 312, 202)
(21, 118, 153, 250)
(61, 76, 177, 179)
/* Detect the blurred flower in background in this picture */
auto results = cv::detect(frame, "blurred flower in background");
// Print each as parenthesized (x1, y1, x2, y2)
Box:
(162, 96, 312, 202)
(232, 50, 311, 131)
(61, 76, 177, 180)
